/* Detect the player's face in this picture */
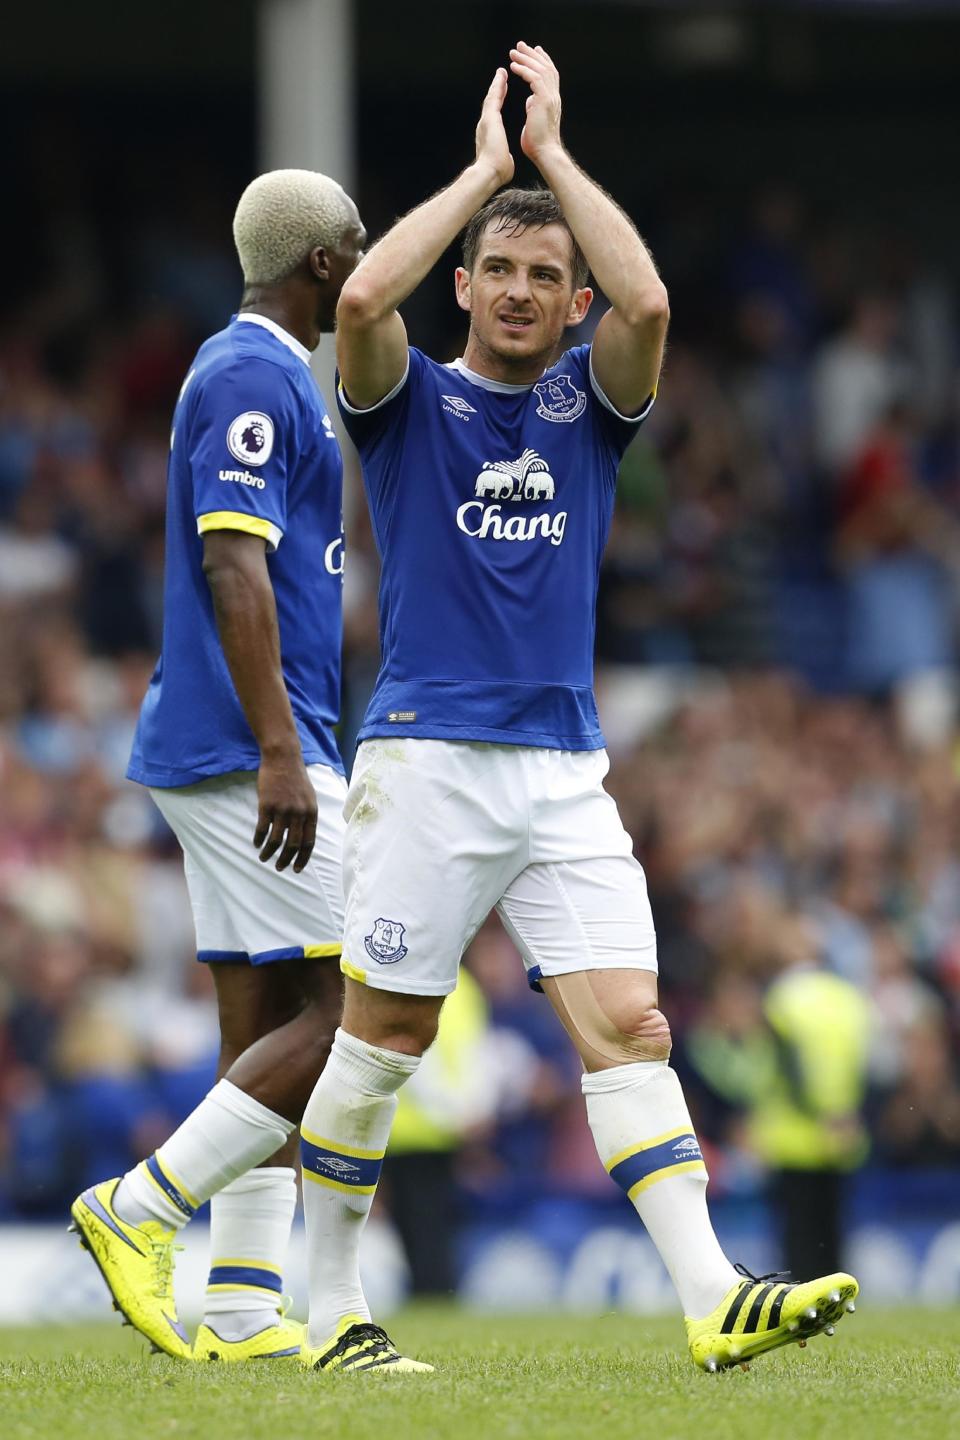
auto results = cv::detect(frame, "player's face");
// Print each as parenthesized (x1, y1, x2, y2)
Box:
(456, 221, 591, 367)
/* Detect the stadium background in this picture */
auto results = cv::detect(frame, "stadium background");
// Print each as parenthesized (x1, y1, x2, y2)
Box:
(2, 0, 959, 1322)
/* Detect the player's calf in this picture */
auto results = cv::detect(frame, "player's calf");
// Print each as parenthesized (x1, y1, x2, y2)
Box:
(543, 967, 740, 1322)
(299, 994, 434, 1355)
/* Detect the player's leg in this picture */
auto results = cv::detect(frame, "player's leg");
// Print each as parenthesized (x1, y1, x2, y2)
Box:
(540, 961, 742, 1310)
(299, 980, 441, 1373)
(298, 738, 518, 1374)
(197, 956, 341, 1353)
(70, 767, 344, 1358)
(543, 961, 857, 1368)
(497, 854, 740, 1304)
(500, 750, 857, 1370)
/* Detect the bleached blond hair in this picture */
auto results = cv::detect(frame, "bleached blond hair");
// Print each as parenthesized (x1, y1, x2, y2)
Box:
(233, 169, 354, 286)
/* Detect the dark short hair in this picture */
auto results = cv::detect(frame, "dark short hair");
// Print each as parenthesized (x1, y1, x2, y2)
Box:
(461, 188, 589, 290)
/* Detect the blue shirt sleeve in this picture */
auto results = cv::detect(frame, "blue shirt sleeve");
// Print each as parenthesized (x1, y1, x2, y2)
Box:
(335, 347, 427, 456)
(566, 343, 655, 462)
(186, 357, 301, 551)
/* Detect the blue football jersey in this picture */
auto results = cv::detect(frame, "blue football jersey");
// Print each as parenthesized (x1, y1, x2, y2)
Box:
(129, 314, 345, 787)
(337, 343, 652, 750)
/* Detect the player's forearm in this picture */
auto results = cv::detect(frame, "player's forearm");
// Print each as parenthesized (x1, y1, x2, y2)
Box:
(204, 557, 300, 759)
(535, 146, 668, 324)
(338, 162, 504, 324)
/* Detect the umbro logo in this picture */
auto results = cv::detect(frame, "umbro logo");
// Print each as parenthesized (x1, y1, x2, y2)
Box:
(316, 1156, 360, 1177)
(441, 394, 476, 422)
(672, 1136, 703, 1158)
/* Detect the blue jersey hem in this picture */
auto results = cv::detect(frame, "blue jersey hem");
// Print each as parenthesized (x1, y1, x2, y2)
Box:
(127, 750, 345, 787)
(357, 723, 606, 751)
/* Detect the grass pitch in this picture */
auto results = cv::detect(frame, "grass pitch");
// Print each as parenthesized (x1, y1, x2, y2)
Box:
(1, 1305, 957, 1440)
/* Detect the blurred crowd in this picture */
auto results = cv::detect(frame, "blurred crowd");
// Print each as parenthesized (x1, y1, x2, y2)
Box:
(2, 174, 960, 1247)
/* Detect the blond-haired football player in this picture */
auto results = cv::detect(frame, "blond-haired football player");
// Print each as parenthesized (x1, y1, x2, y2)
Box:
(70, 170, 366, 1362)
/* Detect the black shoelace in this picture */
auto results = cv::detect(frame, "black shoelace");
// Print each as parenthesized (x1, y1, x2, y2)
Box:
(734, 1262, 792, 1285)
(321, 1321, 395, 1367)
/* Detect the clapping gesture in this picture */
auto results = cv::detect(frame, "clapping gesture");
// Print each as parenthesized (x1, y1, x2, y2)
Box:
(509, 42, 564, 168)
(475, 67, 515, 189)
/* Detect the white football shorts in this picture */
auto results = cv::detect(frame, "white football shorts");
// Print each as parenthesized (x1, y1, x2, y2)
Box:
(341, 738, 657, 996)
(150, 764, 346, 965)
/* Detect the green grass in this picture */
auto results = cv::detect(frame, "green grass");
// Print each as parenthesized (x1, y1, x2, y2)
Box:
(1, 1306, 957, 1440)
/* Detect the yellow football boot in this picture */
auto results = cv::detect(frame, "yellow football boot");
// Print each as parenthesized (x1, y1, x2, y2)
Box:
(69, 1179, 191, 1360)
(687, 1264, 859, 1372)
(194, 1310, 304, 1362)
(300, 1314, 434, 1374)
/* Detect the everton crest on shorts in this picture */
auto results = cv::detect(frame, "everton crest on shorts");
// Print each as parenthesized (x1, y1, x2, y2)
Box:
(337, 343, 654, 753)
(364, 918, 408, 965)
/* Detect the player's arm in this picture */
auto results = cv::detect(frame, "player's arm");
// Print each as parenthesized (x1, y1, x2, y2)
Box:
(336, 68, 515, 409)
(509, 42, 669, 416)
(202, 530, 317, 873)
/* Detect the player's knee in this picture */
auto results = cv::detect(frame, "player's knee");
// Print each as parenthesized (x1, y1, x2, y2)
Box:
(553, 970, 672, 1065)
(342, 980, 441, 1058)
(364, 1009, 439, 1057)
(605, 999, 672, 1063)
(213, 963, 303, 1059)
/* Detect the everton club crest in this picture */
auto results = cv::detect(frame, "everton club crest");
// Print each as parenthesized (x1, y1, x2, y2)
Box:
(364, 917, 408, 965)
(534, 373, 586, 424)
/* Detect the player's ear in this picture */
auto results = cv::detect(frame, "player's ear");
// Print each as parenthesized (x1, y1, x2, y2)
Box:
(566, 286, 593, 328)
(310, 246, 331, 281)
(454, 266, 473, 314)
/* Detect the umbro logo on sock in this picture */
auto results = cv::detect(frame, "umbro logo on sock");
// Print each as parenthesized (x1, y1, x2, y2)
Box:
(316, 1156, 361, 1178)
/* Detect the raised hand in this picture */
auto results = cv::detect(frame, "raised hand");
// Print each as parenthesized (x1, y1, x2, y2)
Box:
(509, 42, 564, 167)
(475, 67, 515, 188)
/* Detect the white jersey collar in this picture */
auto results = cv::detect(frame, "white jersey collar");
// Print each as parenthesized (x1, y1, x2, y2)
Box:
(446, 357, 538, 394)
(235, 312, 312, 366)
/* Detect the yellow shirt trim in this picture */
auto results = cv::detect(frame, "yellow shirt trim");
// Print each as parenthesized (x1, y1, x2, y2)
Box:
(197, 511, 282, 551)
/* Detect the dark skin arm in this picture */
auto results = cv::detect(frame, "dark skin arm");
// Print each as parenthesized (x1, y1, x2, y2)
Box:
(202, 529, 317, 872)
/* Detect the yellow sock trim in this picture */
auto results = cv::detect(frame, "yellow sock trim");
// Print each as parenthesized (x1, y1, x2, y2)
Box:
(605, 1124, 694, 1173)
(300, 1127, 385, 1162)
(302, 1169, 377, 1196)
(626, 1159, 708, 1202)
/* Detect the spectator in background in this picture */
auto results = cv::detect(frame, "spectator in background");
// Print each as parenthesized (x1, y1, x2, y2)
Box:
(835, 401, 958, 696)
(750, 916, 871, 1278)
(728, 187, 816, 355)
(680, 971, 778, 1169)
(874, 1016, 960, 1167)
(812, 293, 911, 476)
